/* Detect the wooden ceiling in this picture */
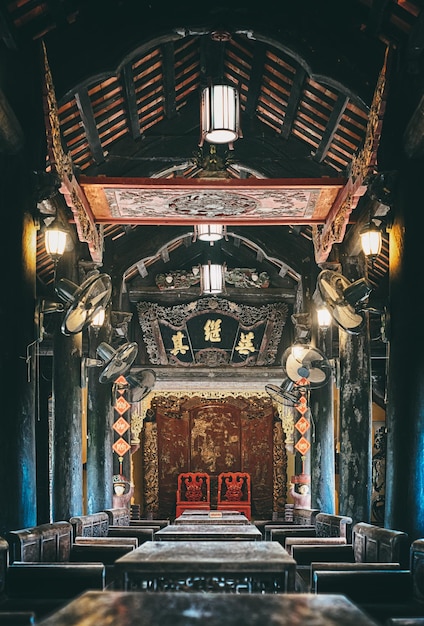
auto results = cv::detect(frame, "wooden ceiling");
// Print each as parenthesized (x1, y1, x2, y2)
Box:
(1, 0, 419, 292)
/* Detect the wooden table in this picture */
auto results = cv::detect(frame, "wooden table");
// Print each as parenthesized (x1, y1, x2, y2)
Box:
(179, 509, 243, 515)
(114, 539, 296, 593)
(154, 524, 261, 541)
(37, 591, 380, 626)
(174, 513, 249, 525)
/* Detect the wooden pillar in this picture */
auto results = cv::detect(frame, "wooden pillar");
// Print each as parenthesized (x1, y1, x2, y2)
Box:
(338, 257, 372, 525)
(385, 158, 424, 539)
(51, 254, 84, 521)
(86, 320, 114, 514)
(310, 323, 336, 514)
(0, 179, 38, 533)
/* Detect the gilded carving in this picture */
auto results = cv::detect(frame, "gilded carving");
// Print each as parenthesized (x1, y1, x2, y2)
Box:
(312, 47, 390, 263)
(273, 420, 287, 514)
(42, 42, 103, 264)
(143, 421, 159, 514)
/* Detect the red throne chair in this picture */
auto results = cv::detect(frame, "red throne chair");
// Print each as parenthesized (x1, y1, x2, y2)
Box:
(175, 472, 211, 518)
(217, 472, 251, 520)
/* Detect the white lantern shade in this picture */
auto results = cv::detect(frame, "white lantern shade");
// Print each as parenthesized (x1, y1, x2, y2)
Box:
(91, 307, 105, 329)
(200, 262, 224, 294)
(195, 224, 225, 242)
(360, 224, 382, 257)
(201, 84, 240, 144)
(317, 306, 332, 329)
(45, 228, 67, 258)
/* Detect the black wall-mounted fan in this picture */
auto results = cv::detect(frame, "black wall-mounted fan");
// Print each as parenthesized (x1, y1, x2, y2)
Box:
(317, 269, 372, 335)
(124, 369, 156, 402)
(265, 379, 303, 406)
(55, 272, 112, 336)
(282, 343, 331, 389)
(96, 341, 139, 384)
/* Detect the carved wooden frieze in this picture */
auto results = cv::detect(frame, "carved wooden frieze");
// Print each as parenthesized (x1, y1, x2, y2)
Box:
(136, 297, 288, 367)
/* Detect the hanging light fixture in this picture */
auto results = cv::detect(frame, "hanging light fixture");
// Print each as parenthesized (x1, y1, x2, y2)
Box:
(194, 224, 226, 242)
(199, 84, 241, 147)
(200, 260, 226, 294)
(360, 220, 382, 258)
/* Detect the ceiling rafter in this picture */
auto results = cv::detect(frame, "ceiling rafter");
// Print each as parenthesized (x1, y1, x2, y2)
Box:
(121, 61, 141, 140)
(314, 94, 349, 163)
(74, 87, 105, 165)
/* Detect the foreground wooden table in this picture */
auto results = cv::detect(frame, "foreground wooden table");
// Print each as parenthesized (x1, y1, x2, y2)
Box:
(154, 523, 261, 541)
(37, 591, 380, 626)
(114, 539, 296, 592)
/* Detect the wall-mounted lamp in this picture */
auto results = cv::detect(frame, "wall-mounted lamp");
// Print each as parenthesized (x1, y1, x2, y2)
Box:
(317, 306, 332, 330)
(200, 261, 226, 295)
(194, 224, 226, 242)
(90, 307, 105, 333)
(44, 224, 67, 261)
(199, 84, 241, 148)
(360, 221, 382, 258)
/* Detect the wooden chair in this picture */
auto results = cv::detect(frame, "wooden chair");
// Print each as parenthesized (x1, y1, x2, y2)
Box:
(217, 472, 251, 520)
(175, 472, 210, 518)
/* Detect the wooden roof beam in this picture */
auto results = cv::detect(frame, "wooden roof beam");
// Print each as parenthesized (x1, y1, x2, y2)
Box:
(161, 42, 177, 119)
(280, 66, 306, 140)
(314, 93, 349, 163)
(74, 87, 105, 165)
(121, 62, 141, 140)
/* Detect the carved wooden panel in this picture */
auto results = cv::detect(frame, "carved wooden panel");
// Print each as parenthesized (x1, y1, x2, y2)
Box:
(154, 396, 275, 518)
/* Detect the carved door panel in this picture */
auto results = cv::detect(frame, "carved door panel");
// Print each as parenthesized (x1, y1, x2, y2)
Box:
(156, 412, 190, 517)
(190, 405, 241, 474)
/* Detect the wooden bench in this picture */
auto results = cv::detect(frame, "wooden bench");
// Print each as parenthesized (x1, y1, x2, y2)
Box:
(0, 526, 106, 620)
(103, 507, 170, 530)
(295, 522, 410, 592)
(264, 508, 320, 540)
(269, 513, 352, 549)
(309, 532, 424, 623)
(69, 512, 155, 546)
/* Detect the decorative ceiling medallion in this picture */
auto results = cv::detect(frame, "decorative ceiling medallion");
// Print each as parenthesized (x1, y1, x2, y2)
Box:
(294, 436, 311, 455)
(295, 416, 310, 435)
(113, 416, 130, 436)
(114, 395, 131, 416)
(112, 437, 131, 456)
(168, 192, 257, 216)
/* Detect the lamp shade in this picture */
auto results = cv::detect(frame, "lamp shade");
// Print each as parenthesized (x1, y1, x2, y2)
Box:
(317, 306, 332, 329)
(360, 222, 382, 257)
(200, 261, 225, 294)
(45, 227, 67, 258)
(91, 307, 105, 329)
(200, 84, 240, 145)
(195, 224, 225, 242)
